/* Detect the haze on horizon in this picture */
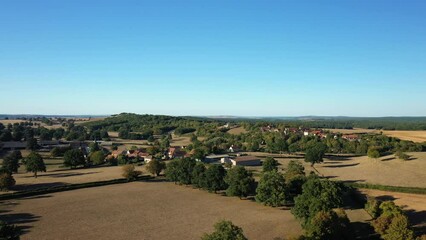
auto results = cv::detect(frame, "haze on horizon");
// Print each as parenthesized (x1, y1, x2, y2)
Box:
(1, 0, 425, 117)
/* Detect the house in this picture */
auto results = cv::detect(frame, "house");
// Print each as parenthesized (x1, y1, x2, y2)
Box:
(228, 145, 241, 153)
(143, 155, 153, 163)
(111, 150, 125, 158)
(342, 134, 359, 141)
(220, 157, 233, 165)
(168, 147, 186, 159)
(230, 156, 261, 166)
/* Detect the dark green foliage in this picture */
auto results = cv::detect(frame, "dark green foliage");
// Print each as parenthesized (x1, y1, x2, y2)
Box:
(178, 158, 196, 184)
(191, 163, 207, 188)
(146, 159, 166, 176)
(63, 149, 86, 168)
(202, 220, 247, 240)
(285, 160, 307, 197)
(304, 142, 326, 166)
(255, 170, 287, 207)
(204, 164, 227, 193)
(26, 137, 38, 150)
(0, 172, 15, 191)
(24, 152, 46, 178)
(50, 146, 72, 157)
(89, 142, 100, 152)
(117, 154, 128, 165)
(2, 151, 22, 173)
(291, 176, 345, 227)
(262, 157, 278, 172)
(0, 220, 20, 240)
(165, 160, 180, 183)
(225, 166, 255, 199)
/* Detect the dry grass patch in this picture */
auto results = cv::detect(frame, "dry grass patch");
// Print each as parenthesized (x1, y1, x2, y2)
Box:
(227, 126, 248, 135)
(0, 181, 302, 240)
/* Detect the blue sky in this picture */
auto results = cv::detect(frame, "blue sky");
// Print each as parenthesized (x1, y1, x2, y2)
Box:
(0, 0, 425, 116)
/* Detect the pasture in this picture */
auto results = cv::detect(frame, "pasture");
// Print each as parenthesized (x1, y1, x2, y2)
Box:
(326, 128, 426, 143)
(0, 181, 302, 240)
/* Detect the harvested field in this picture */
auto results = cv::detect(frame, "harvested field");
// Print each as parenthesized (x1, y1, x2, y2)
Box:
(381, 130, 426, 143)
(171, 133, 191, 146)
(227, 126, 248, 135)
(0, 181, 303, 240)
(325, 128, 378, 134)
(315, 152, 426, 188)
(2, 165, 145, 194)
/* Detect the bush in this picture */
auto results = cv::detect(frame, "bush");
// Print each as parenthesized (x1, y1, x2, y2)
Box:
(262, 157, 278, 172)
(365, 197, 381, 218)
(89, 151, 106, 165)
(146, 159, 166, 176)
(121, 165, 142, 181)
(202, 220, 247, 240)
(0, 220, 20, 240)
(395, 151, 410, 161)
(367, 148, 381, 158)
(0, 173, 15, 191)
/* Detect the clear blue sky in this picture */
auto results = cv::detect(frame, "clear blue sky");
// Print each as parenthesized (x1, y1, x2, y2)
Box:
(1, 0, 425, 116)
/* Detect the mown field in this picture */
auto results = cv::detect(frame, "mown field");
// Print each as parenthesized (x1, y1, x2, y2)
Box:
(326, 128, 426, 143)
(0, 181, 302, 240)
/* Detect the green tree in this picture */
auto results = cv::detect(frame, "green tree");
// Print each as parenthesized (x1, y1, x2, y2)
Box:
(291, 176, 344, 227)
(24, 152, 46, 178)
(191, 162, 207, 188)
(395, 151, 410, 161)
(63, 149, 86, 168)
(285, 160, 307, 197)
(121, 164, 142, 181)
(304, 142, 326, 166)
(0, 172, 16, 191)
(165, 160, 180, 183)
(255, 170, 287, 207)
(89, 142, 101, 152)
(367, 148, 381, 158)
(89, 151, 105, 165)
(2, 151, 22, 173)
(225, 166, 255, 199)
(146, 159, 166, 176)
(365, 197, 382, 219)
(178, 158, 196, 185)
(204, 164, 227, 193)
(26, 137, 39, 150)
(262, 157, 278, 172)
(383, 214, 414, 240)
(0, 220, 20, 240)
(202, 220, 248, 240)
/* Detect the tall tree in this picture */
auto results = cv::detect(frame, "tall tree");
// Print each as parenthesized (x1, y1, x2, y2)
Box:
(225, 166, 255, 199)
(255, 170, 288, 207)
(24, 152, 46, 178)
(1, 151, 22, 173)
(191, 162, 206, 188)
(204, 164, 227, 193)
(63, 149, 86, 168)
(146, 159, 166, 176)
(304, 142, 327, 166)
(262, 157, 278, 172)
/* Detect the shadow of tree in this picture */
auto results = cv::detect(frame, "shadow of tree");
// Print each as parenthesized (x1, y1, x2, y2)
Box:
(0, 212, 41, 236)
(12, 182, 66, 192)
(405, 210, 426, 235)
(322, 163, 360, 168)
(22, 171, 99, 178)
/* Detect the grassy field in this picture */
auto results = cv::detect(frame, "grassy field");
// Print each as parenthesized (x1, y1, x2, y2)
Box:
(0, 181, 302, 240)
(227, 126, 248, 135)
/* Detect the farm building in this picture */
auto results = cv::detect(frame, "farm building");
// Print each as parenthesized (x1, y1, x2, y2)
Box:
(230, 156, 261, 166)
(203, 154, 230, 163)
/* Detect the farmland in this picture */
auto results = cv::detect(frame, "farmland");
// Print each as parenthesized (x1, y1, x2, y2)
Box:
(326, 128, 426, 143)
(0, 181, 302, 240)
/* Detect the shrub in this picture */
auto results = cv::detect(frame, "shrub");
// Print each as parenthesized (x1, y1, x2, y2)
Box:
(395, 151, 410, 161)
(146, 159, 166, 176)
(367, 148, 381, 158)
(383, 214, 414, 240)
(0, 220, 20, 240)
(121, 165, 141, 181)
(262, 157, 278, 172)
(365, 197, 381, 218)
(202, 220, 247, 240)
(0, 173, 15, 191)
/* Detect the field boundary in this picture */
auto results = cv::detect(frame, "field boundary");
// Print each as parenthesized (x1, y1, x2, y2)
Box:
(0, 175, 153, 201)
(347, 182, 426, 195)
